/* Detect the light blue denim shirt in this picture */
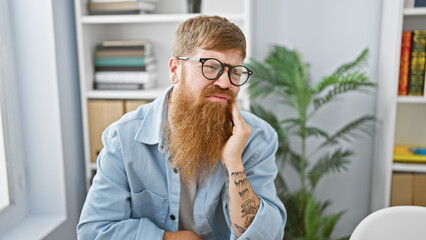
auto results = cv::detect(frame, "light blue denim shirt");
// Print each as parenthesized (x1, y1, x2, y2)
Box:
(77, 86, 286, 240)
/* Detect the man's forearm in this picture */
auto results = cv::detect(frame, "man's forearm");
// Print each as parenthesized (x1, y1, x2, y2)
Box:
(223, 162, 260, 238)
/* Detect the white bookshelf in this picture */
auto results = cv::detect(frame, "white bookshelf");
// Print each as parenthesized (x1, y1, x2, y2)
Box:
(371, 0, 426, 211)
(74, 0, 253, 189)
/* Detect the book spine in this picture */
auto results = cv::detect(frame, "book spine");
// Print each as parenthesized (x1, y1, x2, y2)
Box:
(94, 71, 157, 84)
(95, 57, 147, 67)
(408, 30, 426, 96)
(399, 31, 413, 96)
(415, 0, 426, 7)
(88, 1, 138, 11)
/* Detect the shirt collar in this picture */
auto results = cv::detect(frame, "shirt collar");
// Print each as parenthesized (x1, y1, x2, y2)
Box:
(134, 85, 173, 146)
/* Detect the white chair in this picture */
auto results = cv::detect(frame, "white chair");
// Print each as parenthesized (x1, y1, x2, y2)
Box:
(350, 206, 426, 240)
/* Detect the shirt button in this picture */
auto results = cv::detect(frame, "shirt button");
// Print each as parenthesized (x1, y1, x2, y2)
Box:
(170, 214, 176, 221)
(173, 168, 178, 174)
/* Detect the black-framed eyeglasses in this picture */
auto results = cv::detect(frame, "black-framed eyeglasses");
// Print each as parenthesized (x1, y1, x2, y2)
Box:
(176, 57, 253, 86)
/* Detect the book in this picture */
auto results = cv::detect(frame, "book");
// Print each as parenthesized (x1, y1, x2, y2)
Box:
(102, 39, 151, 47)
(398, 31, 413, 96)
(94, 81, 155, 90)
(88, 1, 140, 11)
(95, 66, 148, 71)
(88, 1, 156, 14)
(94, 56, 155, 67)
(394, 146, 426, 163)
(415, 0, 426, 7)
(94, 71, 158, 84)
(97, 41, 152, 53)
(408, 30, 426, 96)
(96, 50, 147, 58)
(94, 83, 145, 90)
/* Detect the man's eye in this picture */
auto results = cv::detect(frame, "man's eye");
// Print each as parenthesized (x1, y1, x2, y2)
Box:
(204, 65, 219, 71)
(232, 70, 242, 77)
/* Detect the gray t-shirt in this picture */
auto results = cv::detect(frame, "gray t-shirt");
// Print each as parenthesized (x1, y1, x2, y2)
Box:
(178, 179, 198, 234)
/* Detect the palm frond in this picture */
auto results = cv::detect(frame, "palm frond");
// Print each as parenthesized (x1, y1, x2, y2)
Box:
(283, 192, 304, 238)
(301, 126, 330, 140)
(250, 104, 291, 160)
(304, 197, 321, 240)
(247, 58, 282, 99)
(321, 211, 346, 238)
(288, 151, 302, 173)
(308, 149, 353, 189)
(275, 173, 288, 196)
(334, 48, 369, 76)
(320, 115, 375, 148)
(317, 199, 333, 214)
(312, 72, 375, 110)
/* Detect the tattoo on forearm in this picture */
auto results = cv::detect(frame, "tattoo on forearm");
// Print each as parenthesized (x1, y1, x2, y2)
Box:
(238, 188, 249, 198)
(241, 197, 259, 218)
(234, 224, 245, 234)
(244, 215, 255, 229)
(231, 171, 246, 178)
(234, 178, 248, 187)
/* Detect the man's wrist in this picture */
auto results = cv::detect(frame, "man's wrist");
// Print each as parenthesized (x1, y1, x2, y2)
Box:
(222, 160, 245, 176)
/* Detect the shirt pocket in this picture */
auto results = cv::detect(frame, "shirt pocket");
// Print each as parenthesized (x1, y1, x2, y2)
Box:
(130, 190, 169, 228)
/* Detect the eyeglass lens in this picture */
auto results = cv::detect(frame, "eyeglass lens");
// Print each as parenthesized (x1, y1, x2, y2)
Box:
(202, 59, 249, 86)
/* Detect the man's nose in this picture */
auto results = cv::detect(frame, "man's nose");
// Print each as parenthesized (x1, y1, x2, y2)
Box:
(213, 68, 232, 89)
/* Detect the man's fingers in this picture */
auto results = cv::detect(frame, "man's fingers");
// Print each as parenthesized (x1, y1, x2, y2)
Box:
(231, 102, 243, 125)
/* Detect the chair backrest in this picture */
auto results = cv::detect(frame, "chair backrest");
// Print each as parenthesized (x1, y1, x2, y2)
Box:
(350, 206, 426, 240)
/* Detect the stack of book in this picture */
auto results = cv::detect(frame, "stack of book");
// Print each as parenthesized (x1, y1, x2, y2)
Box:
(398, 30, 426, 96)
(94, 40, 157, 90)
(88, 0, 157, 15)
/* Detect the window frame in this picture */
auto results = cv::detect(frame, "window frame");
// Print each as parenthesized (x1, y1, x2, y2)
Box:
(0, 0, 27, 234)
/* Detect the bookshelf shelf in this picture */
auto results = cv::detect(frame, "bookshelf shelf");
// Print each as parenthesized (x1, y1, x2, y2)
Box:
(393, 162, 426, 173)
(86, 88, 166, 100)
(75, 0, 252, 189)
(403, 7, 426, 16)
(397, 96, 426, 103)
(81, 13, 245, 24)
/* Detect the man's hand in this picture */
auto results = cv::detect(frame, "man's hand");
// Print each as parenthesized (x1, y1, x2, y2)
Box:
(221, 102, 251, 166)
(163, 231, 202, 240)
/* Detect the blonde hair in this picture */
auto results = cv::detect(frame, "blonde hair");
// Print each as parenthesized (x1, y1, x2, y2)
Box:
(172, 15, 246, 59)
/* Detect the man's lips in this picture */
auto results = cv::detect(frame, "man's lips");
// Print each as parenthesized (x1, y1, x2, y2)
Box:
(206, 94, 230, 103)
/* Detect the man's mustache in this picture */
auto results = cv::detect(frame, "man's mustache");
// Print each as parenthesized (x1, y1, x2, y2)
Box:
(200, 85, 236, 101)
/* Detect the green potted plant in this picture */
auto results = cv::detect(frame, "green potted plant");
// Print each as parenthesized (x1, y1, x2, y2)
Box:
(247, 45, 375, 240)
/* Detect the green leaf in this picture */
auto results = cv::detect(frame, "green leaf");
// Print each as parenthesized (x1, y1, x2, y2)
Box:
(308, 149, 353, 189)
(302, 127, 330, 140)
(312, 72, 375, 110)
(321, 115, 375, 148)
(247, 58, 281, 99)
(304, 197, 321, 240)
(334, 48, 369, 76)
(321, 211, 345, 238)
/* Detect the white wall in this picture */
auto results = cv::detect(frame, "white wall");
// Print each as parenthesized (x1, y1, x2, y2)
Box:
(252, 0, 382, 237)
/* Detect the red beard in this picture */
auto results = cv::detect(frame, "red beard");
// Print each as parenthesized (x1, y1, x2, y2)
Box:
(167, 83, 236, 185)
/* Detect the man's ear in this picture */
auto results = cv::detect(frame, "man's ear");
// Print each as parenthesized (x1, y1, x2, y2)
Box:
(169, 57, 180, 84)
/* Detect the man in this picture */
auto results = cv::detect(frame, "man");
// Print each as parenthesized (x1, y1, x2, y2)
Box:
(77, 15, 286, 240)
